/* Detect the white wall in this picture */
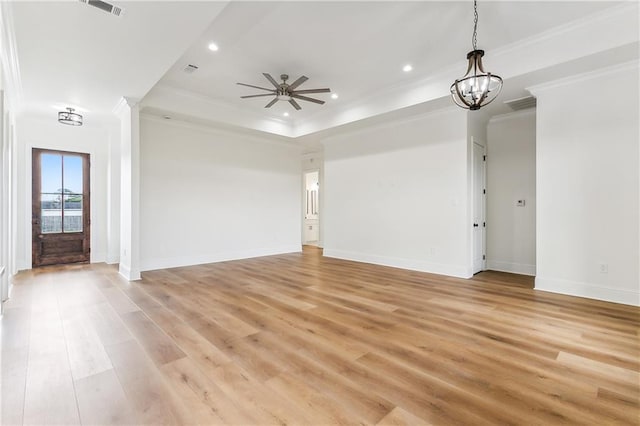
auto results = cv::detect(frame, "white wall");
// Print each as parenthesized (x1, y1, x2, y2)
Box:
(0, 62, 16, 306)
(16, 115, 111, 270)
(1, 2, 20, 309)
(486, 110, 536, 275)
(322, 107, 472, 278)
(139, 116, 302, 271)
(531, 62, 639, 306)
(106, 125, 120, 264)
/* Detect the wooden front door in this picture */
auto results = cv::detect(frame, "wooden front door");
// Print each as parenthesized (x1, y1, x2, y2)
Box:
(32, 149, 90, 267)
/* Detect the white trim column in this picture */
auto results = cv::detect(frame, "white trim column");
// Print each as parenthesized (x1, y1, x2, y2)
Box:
(115, 97, 140, 280)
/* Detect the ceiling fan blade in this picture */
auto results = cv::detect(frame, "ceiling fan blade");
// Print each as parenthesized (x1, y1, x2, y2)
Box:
(237, 82, 276, 92)
(291, 94, 325, 105)
(263, 73, 280, 89)
(289, 99, 301, 110)
(265, 98, 278, 108)
(241, 94, 276, 99)
(288, 76, 308, 90)
(291, 88, 331, 94)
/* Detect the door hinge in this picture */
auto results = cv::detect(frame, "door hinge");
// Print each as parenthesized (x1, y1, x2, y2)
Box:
(483, 189, 486, 194)
(483, 222, 486, 227)
(483, 254, 486, 260)
(483, 155, 486, 161)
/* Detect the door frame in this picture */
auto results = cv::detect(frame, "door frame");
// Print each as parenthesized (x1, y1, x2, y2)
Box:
(32, 148, 91, 267)
(472, 139, 487, 273)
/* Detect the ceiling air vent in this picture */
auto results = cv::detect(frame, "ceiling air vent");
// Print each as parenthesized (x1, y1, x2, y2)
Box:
(183, 64, 199, 74)
(504, 96, 536, 111)
(79, 0, 124, 17)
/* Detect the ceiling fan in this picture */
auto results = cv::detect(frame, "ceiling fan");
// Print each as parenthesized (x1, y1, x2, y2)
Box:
(237, 73, 330, 110)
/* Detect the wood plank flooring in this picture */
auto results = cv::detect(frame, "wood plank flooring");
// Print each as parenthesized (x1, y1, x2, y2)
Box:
(1, 246, 638, 425)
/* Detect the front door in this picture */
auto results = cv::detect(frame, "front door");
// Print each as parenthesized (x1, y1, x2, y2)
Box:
(32, 149, 90, 267)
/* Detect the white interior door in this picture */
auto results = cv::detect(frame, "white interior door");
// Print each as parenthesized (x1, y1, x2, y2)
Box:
(472, 141, 486, 274)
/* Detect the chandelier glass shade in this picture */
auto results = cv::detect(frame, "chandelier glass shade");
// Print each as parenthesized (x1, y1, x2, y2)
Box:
(450, 0, 502, 110)
(58, 107, 83, 126)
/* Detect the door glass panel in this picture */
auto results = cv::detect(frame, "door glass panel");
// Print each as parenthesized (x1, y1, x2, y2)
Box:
(63, 155, 83, 194)
(63, 194, 83, 232)
(41, 193, 62, 233)
(41, 153, 62, 193)
(33, 148, 90, 267)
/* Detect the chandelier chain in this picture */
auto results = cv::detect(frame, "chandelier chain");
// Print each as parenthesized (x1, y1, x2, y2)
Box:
(472, 0, 478, 51)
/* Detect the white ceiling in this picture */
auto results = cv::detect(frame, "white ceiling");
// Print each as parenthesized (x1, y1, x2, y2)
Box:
(156, 1, 616, 120)
(9, 0, 227, 120)
(6, 1, 638, 136)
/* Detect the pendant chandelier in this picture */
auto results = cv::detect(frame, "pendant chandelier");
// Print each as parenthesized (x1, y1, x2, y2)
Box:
(58, 107, 83, 126)
(450, 0, 503, 110)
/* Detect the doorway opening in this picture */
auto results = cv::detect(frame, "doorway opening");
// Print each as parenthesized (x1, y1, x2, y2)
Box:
(302, 170, 320, 246)
(32, 148, 90, 267)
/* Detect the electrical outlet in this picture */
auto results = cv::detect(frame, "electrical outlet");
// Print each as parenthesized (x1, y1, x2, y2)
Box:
(599, 263, 608, 273)
(517, 199, 526, 207)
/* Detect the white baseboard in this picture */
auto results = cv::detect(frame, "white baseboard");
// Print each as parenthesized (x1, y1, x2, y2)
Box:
(119, 263, 141, 281)
(139, 244, 302, 272)
(322, 249, 471, 279)
(535, 276, 639, 306)
(17, 259, 30, 271)
(487, 260, 536, 276)
(90, 251, 106, 264)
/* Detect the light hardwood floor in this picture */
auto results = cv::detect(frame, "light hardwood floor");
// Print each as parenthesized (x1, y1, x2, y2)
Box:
(2, 246, 639, 425)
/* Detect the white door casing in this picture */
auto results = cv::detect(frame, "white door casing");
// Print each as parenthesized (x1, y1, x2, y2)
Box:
(472, 141, 487, 274)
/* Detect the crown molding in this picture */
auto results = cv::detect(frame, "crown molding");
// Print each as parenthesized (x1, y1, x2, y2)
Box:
(149, 84, 287, 126)
(488, 108, 536, 125)
(527, 59, 639, 95)
(320, 104, 462, 145)
(139, 112, 299, 149)
(490, 2, 638, 60)
(112, 96, 141, 116)
(293, 64, 458, 137)
(142, 84, 296, 137)
(0, 2, 23, 110)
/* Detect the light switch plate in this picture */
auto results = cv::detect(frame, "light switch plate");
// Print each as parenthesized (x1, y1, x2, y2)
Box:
(517, 199, 526, 207)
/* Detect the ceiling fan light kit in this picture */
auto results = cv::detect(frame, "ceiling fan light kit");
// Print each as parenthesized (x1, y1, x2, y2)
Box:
(58, 107, 83, 126)
(450, 0, 503, 110)
(238, 73, 330, 111)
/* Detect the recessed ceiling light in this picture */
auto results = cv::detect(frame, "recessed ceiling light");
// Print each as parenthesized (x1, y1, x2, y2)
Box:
(208, 42, 219, 52)
(283, 112, 289, 117)
(163, 115, 171, 120)
(403, 64, 413, 72)
(331, 93, 339, 100)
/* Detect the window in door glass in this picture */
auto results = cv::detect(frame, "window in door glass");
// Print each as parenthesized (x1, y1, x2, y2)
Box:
(40, 153, 84, 233)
